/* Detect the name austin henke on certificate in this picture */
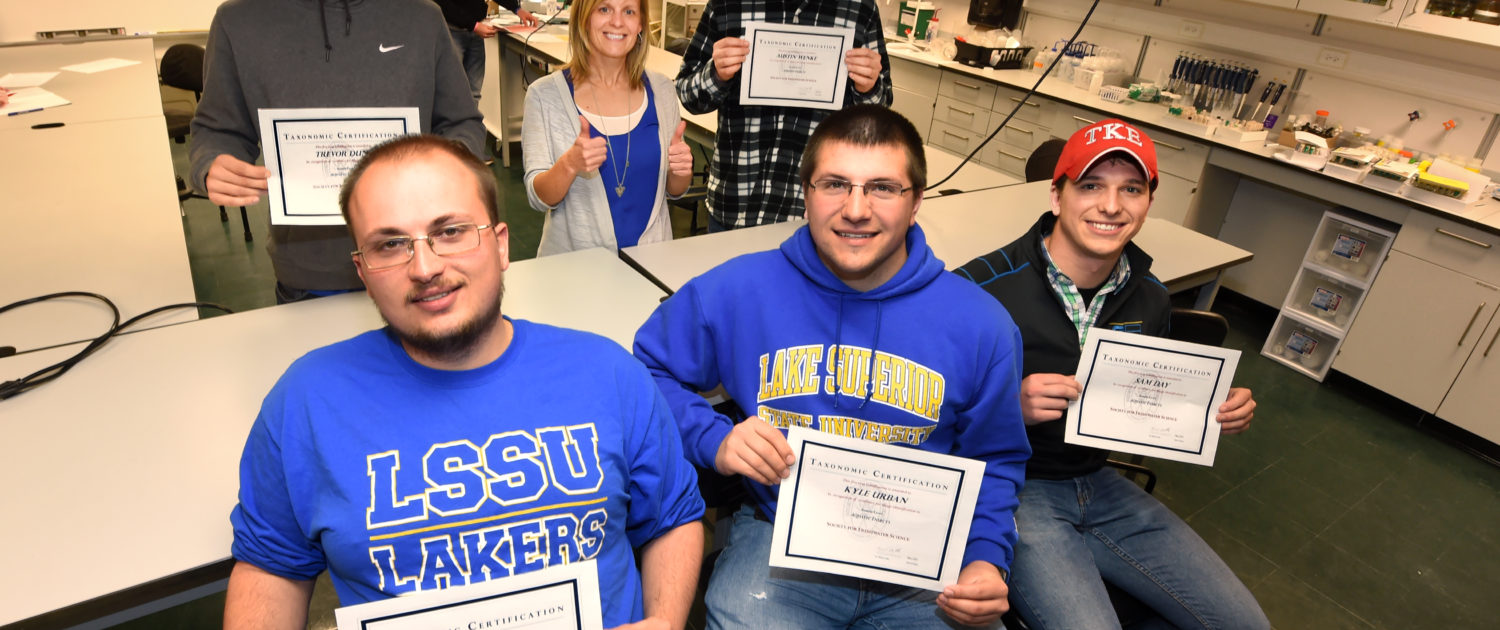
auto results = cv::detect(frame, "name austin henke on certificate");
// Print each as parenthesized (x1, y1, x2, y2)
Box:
(258, 107, 419, 226)
(1066, 327, 1240, 466)
(770, 427, 984, 591)
(739, 22, 853, 110)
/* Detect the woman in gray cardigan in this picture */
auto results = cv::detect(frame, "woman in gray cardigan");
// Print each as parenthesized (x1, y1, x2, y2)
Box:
(523, 0, 693, 256)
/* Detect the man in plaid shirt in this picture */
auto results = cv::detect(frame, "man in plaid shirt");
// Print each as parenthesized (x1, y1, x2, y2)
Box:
(676, 0, 892, 230)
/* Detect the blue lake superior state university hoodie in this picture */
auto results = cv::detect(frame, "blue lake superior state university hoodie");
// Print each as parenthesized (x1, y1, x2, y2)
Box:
(634, 223, 1033, 571)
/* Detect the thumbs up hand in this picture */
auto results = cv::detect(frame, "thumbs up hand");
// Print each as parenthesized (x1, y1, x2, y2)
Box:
(667, 121, 694, 178)
(567, 115, 608, 176)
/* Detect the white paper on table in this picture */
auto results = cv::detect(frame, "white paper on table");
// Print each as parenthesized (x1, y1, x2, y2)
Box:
(0, 72, 59, 88)
(1065, 328, 1240, 466)
(0, 87, 71, 115)
(60, 58, 141, 74)
(258, 107, 420, 226)
(739, 21, 854, 110)
(770, 426, 984, 591)
(334, 560, 604, 630)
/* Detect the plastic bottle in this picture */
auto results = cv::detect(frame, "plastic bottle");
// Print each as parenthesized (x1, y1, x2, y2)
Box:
(1033, 44, 1057, 74)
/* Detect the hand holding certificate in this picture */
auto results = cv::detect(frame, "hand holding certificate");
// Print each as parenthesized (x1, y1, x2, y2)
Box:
(258, 107, 420, 226)
(739, 22, 856, 110)
(1065, 328, 1240, 466)
(334, 560, 604, 630)
(770, 427, 984, 591)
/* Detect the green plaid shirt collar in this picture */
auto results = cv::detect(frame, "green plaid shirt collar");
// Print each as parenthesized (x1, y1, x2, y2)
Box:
(1040, 229, 1132, 348)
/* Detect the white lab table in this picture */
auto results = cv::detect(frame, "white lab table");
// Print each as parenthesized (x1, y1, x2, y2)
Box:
(1, 86, 197, 354)
(621, 180, 1252, 308)
(0, 37, 166, 130)
(0, 247, 666, 627)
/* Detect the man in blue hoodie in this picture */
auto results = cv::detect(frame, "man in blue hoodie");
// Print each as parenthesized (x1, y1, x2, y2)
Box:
(634, 105, 1031, 628)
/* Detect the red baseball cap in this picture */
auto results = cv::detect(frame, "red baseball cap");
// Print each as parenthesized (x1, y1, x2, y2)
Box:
(1053, 118, 1158, 192)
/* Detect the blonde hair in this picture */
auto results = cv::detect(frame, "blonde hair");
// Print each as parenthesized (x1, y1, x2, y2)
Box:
(565, 0, 653, 90)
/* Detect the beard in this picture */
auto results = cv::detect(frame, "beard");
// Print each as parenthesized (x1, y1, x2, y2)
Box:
(390, 281, 505, 364)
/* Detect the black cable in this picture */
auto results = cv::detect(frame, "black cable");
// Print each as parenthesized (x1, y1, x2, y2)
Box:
(927, 0, 1101, 191)
(0, 296, 233, 401)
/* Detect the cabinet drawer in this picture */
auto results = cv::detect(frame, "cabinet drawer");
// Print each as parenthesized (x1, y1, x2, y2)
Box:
(890, 56, 939, 97)
(979, 142, 1031, 178)
(938, 72, 997, 109)
(993, 84, 1045, 125)
(994, 117, 1050, 152)
(929, 120, 988, 157)
(891, 88, 934, 140)
(1394, 211, 1500, 286)
(933, 96, 991, 132)
(1150, 129, 1210, 182)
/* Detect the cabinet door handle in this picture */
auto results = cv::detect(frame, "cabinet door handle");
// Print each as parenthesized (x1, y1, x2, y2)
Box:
(950, 105, 976, 116)
(1008, 126, 1034, 135)
(943, 129, 966, 140)
(955, 80, 981, 90)
(1157, 141, 1184, 151)
(1435, 228, 1494, 249)
(1486, 325, 1500, 357)
(997, 148, 1027, 161)
(1009, 97, 1040, 108)
(1459, 302, 1487, 346)
(1073, 115, 1097, 125)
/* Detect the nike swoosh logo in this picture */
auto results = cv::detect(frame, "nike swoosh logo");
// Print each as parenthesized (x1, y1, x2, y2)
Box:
(379, 44, 405, 53)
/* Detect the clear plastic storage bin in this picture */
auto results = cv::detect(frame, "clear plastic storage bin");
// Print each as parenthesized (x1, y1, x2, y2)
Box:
(1262, 313, 1340, 379)
(1283, 267, 1367, 332)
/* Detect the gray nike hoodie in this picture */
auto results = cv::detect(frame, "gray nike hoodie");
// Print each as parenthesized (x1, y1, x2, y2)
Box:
(190, 0, 485, 292)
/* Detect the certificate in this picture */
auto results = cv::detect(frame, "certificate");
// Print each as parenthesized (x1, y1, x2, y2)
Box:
(334, 560, 604, 630)
(770, 426, 985, 591)
(739, 22, 855, 110)
(1066, 328, 1240, 466)
(258, 107, 419, 226)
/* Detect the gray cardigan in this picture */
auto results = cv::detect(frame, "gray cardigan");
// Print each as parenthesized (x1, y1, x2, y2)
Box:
(523, 69, 681, 256)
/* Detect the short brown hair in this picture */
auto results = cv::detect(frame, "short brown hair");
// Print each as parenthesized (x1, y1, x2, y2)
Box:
(338, 134, 499, 228)
(799, 105, 926, 193)
(564, 0, 653, 90)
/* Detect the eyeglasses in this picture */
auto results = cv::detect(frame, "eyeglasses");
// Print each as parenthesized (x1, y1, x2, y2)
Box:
(808, 178, 913, 202)
(352, 223, 491, 270)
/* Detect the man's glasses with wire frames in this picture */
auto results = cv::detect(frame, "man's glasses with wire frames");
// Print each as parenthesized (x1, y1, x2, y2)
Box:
(352, 223, 492, 270)
(808, 178, 913, 202)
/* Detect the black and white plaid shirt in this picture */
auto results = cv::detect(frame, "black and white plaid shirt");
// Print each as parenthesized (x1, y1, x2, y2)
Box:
(677, 0, 892, 229)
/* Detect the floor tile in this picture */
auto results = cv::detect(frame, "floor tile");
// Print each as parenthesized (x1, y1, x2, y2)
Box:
(1253, 570, 1376, 630)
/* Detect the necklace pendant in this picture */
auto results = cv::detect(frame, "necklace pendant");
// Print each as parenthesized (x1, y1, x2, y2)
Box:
(615, 184, 626, 196)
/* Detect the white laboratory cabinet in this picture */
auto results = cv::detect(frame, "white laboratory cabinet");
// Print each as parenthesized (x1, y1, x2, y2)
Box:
(1297, 0, 1413, 26)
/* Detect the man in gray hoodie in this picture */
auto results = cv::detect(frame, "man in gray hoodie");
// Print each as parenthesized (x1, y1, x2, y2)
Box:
(191, 0, 486, 303)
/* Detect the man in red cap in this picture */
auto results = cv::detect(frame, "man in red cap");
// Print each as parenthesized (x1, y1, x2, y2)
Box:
(955, 119, 1268, 630)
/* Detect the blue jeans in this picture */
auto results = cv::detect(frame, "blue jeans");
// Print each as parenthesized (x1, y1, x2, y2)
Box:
(1008, 468, 1268, 630)
(706, 505, 987, 629)
(447, 26, 485, 102)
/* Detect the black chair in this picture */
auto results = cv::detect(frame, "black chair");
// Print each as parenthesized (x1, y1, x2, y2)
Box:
(161, 43, 252, 242)
(1168, 307, 1230, 346)
(668, 144, 712, 236)
(1023, 138, 1068, 183)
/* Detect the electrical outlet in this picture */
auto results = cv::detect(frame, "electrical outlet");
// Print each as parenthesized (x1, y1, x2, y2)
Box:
(1317, 47, 1350, 69)
(1179, 20, 1204, 39)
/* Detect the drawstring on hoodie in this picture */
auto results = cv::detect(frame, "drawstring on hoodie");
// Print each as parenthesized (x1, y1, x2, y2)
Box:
(318, 0, 353, 62)
(830, 296, 883, 410)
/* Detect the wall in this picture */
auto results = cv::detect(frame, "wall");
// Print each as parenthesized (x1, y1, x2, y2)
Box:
(0, 0, 224, 43)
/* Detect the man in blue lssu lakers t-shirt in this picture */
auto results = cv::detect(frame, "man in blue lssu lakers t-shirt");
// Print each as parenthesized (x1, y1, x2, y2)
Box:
(226, 135, 704, 629)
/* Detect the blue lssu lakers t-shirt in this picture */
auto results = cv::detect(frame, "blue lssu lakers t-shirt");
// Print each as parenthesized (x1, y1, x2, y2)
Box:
(231, 319, 704, 627)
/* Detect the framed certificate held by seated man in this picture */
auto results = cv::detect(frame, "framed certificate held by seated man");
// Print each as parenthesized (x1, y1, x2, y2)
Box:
(739, 21, 855, 110)
(1065, 327, 1240, 466)
(769, 427, 985, 591)
(333, 560, 604, 630)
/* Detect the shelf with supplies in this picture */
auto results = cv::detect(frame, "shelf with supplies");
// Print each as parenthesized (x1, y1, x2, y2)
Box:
(1261, 209, 1398, 380)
